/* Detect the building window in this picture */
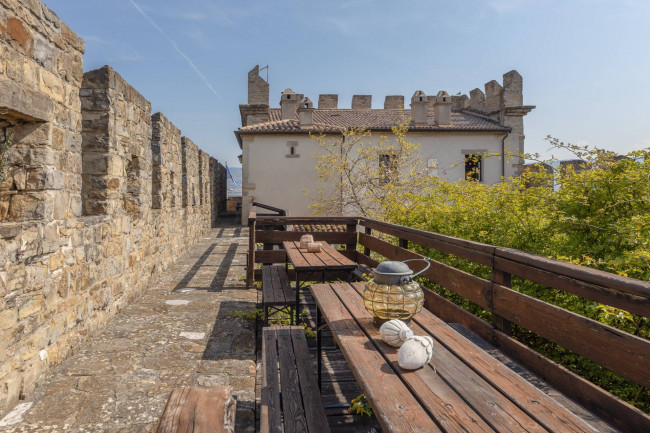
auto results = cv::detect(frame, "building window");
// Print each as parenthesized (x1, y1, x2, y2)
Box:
(286, 141, 299, 158)
(465, 154, 482, 181)
(379, 153, 397, 183)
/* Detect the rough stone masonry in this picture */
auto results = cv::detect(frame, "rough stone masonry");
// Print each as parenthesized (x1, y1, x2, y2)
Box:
(0, 0, 227, 417)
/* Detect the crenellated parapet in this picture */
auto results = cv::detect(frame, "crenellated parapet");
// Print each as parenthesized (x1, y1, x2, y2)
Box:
(81, 66, 153, 218)
(151, 112, 182, 209)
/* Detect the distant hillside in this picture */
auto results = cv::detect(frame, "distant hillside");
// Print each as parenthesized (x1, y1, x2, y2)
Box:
(227, 166, 242, 197)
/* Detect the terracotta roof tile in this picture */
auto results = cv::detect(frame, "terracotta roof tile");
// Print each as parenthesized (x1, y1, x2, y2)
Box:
(239, 108, 509, 134)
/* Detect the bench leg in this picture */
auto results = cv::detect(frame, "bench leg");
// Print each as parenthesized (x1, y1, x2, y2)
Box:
(317, 307, 322, 390)
(295, 275, 301, 325)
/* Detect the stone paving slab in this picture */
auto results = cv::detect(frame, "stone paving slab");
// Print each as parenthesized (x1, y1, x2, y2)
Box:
(1, 225, 257, 433)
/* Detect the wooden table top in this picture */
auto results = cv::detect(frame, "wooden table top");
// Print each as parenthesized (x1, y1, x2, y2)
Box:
(283, 241, 356, 272)
(310, 282, 595, 433)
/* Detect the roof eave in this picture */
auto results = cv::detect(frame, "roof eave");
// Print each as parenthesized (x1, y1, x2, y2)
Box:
(236, 126, 511, 135)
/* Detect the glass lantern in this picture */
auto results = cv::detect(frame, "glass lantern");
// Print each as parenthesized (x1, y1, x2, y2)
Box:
(362, 259, 430, 325)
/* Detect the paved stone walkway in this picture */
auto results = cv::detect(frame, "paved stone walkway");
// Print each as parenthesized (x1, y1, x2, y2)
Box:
(1, 224, 257, 432)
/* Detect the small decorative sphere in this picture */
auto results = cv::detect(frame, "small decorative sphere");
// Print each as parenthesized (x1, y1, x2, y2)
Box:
(379, 320, 413, 347)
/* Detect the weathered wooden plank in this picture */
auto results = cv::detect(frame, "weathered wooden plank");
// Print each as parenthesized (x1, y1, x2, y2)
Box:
(494, 256, 650, 317)
(356, 252, 378, 269)
(255, 268, 349, 282)
(320, 242, 356, 267)
(247, 214, 256, 288)
(330, 283, 504, 433)
(156, 386, 235, 433)
(494, 330, 650, 433)
(495, 248, 650, 300)
(257, 216, 359, 225)
(277, 265, 293, 304)
(277, 328, 310, 433)
(284, 241, 324, 271)
(347, 282, 594, 433)
(359, 218, 494, 254)
(359, 233, 492, 309)
(339, 250, 357, 261)
(290, 327, 331, 433)
(261, 329, 282, 433)
(255, 250, 286, 264)
(311, 283, 443, 433)
(493, 284, 650, 388)
(422, 287, 496, 344)
(360, 218, 495, 255)
(256, 230, 357, 244)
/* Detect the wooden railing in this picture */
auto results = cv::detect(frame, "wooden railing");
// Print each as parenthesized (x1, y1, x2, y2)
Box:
(247, 213, 650, 432)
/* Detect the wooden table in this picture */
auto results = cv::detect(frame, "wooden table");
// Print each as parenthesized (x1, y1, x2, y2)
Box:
(283, 241, 356, 321)
(311, 282, 597, 433)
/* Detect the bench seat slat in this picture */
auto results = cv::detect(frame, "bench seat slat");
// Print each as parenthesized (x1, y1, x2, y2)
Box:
(263, 265, 295, 306)
(261, 329, 282, 433)
(262, 326, 331, 433)
(290, 327, 331, 433)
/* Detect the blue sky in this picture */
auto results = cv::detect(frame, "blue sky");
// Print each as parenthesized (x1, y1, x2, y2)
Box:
(45, 0, 650, 167)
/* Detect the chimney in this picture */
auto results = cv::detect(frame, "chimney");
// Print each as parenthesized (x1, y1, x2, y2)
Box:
(280, 88, 299, 120)
(434, 91, 452, 125)
(248, 65, 269, 105)
(384, 95, 404, 109)
(298, 97, 314, 126)
(351, 95, 372, 110)
(410, 90, 428, 125)
(318, 94, 338, 109)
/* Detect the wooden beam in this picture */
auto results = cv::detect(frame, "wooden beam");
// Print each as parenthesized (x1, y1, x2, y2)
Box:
(494, 255, 650, 316)
(493, 284, 650, 388)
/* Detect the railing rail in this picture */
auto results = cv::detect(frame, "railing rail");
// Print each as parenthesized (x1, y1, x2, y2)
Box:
(252, 201, 286, 216)
(247, 213, 650, 432)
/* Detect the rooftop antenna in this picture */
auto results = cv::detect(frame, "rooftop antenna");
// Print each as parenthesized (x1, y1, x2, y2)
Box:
(259, 65, 269, 83)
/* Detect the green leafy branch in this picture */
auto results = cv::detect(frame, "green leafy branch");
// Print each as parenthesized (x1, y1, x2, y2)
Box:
(349, 393, 373, 418)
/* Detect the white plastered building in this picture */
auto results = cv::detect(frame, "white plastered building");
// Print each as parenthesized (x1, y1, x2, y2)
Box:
(236, 66, 534, 224)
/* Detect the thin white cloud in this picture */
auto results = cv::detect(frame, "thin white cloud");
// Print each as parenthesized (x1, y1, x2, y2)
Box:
(126, 0, 221, 100)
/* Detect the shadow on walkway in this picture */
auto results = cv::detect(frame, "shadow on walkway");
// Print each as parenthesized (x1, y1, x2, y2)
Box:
(202, 300, 257, 361)
(172, 243, 217, 291)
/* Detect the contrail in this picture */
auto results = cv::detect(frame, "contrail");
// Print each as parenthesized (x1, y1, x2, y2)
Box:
(126, 0, 222, 100)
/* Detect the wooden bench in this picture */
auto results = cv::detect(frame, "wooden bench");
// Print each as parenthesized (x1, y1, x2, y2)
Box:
(156, 386, 236, 433)
(262, 265, 295, 326)
(262, 326, 330, 433)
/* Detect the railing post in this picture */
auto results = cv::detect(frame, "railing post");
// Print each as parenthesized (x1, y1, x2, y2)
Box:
(363, 226, 372, 256)
(247, 212, 256, 288)
(346, 221, 357, 252)
(490, 265, 513, 336)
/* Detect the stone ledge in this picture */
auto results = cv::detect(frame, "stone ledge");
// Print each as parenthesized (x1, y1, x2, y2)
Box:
(0, 81, 53, 124)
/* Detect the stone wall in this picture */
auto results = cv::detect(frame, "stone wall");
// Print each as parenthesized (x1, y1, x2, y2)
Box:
(0, 0, 228, 417)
